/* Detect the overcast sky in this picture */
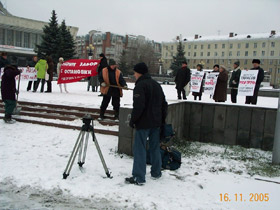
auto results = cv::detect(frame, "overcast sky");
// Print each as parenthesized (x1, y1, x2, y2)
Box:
(4, 0, 280, 42)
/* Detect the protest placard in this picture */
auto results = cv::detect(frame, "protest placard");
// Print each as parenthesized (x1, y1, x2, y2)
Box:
(1, 67, 37, 81)
(238, 70, 259, 96)
(204, 72, 219, 95)
(190, 70, 205, 93)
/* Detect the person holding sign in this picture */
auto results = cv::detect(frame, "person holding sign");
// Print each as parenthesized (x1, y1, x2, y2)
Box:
(175, 61, 190, 100)
(26, 56, 38, 92)
(213, 65, 228, 102)
(229, 61, 241, 103)
(192, 64, 205, 101)
(245, 59, 264, 105)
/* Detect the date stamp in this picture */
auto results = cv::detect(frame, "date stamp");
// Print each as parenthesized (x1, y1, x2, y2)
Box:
(220, 193, 269, 202)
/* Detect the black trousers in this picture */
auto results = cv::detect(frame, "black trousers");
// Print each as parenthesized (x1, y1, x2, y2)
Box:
(177, 89, 186, 99)
(27, 81, 36, 91)
(231, 89, 238, 103)
(46, 81, 52, 92)
(245, 85, 260, 105)
(100, 95, 120, 112)
(34, 79, 45, 92)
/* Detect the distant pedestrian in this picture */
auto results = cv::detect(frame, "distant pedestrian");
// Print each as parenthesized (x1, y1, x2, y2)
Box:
(98, 53, 108, 96)
(229, 61, 241, 103)
(45, 56, 54, 93)
(175, 61, 190, 100)
(98, 59, 127, 121)
(87, 76, 98, 92)
(192, 64, 204, 101)
(57, 57, 68, 93)
(26, 55, 38, 91)
(1, 65, 21, 123)
(126, 62, 168, 185)
(245, 59, 264, 105)
(213, 65, 228, 102)
(34, 57, 48, 92)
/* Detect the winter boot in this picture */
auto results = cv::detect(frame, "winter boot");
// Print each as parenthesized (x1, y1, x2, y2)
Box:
(98, 110, 105, 121)
(125, 177, 145, 186)
(3, 114, 15, 124)
(114, 111, 119, 122)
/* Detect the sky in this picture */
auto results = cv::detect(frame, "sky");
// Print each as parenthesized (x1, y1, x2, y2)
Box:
(3, 0, 280, 42)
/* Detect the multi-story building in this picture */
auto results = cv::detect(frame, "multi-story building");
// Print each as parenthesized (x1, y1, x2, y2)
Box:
(75, 35, 87, 59)
(0, 2, 78, 66)
(162, 31, 280, 86)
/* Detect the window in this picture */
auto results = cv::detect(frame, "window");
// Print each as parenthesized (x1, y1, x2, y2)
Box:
(271, 42, 275, 47)
(166, 52, 168, 57)
(222, 44, 225, 49)
(237, 51, 240, 56)
(207, 59, 210, 64)
(188, 52, 190, 56)
(253, 51, 257, 56)
(269, 59, 273, 65)
(207, 52, 210, 56)
(7, 29, 14, 45)
(222, 52, 225, 57)
(200, 52, 203, 56)
(269, 68, 272, 73)
(171, 52, 173, 57)
(214, 59, 217, 63)
(271, 51, 274, 56)
(30, 33, 37, 49)
(171, 45, 173, 50)
(214, 52, 218, 56)
(194, 45, 197, 49)
(201, 45, 204, 49)
(254, 43, 257, 48)
(221, 59, 224, 64)
(194, 60, 196, 64)
(230, 44, 233, 49)
(188, 45, 191, 49)
(229, 51, 232, 56)
(262, 51, 265, 56)
(278, 68, 280, 74)
(262, 42, 266, 48)
(0, 28, 5, 45)
(238, 43, 241, 49)
(194, 52, 196, 57)
(215, 44, 218, 49)
(166, 46, 168, 50)
(208, 44, 211, 49)
(244, 60, 248, 64)
(246, 43, 249, 48)
(15, 31, 22, 47)
(245, 51, 248, 56)
(278, 59, 280, 65)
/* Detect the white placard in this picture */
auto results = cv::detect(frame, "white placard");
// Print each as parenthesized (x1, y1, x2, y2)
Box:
(204, 72, 219, 95)
(0, 67, 37, 81)
(190, 70, 205, 93)
(238, 70, 259, 96)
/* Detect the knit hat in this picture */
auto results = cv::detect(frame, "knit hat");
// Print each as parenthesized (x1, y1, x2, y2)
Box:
(182, 61, 188, 65)
(133, 62, 148, 74)
(220, 65, 227, 71)
(252, 59, 261, 64)
(234, 61, 240, 66)
(108, 59, 116, 66)
(99, 53, 105, 58)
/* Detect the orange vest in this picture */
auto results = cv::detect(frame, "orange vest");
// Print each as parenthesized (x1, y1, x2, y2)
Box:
(100, 67, 123, 97)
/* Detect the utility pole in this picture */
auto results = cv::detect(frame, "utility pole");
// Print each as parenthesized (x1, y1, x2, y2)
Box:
(272, 91, 280, 164)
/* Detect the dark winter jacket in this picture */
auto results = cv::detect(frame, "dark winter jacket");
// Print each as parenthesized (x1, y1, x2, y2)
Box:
(47, 61, 54, 81)
(251, 66, 265, 87)
(1, 65, 20, 101)
(98, 57, 108, 74)
(130, 74, 168, 130)
(27, 60, 37, 68)
(0, 56, 10, 70)
(98, 66, 127, 97)
(229, 67, 241, 88)
(175, 67, 190, 90)
(213, 70, 228, 102)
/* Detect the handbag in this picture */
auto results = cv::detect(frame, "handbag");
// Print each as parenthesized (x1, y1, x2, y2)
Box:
(45, 72, 49, 81)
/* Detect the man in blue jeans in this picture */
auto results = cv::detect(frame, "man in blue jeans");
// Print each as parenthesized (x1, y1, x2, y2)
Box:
(126, 62, 168, 185)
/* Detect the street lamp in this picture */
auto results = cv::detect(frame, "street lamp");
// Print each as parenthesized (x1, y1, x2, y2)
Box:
(159, 58, 163, 75)
(86, 44, 94, 59)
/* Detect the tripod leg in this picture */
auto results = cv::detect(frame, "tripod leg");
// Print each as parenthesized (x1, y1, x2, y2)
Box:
(77, 132, 86, 167)
(63, 131, 84, 179)
(91, 132, 111, 178)
(81, 132, 89, 165)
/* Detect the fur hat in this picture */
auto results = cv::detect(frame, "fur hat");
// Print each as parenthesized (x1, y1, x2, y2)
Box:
(234, 61, 240, 66)
(133, 62, 148, 74)
(197, 64, 203, 69)
(252, 59, 261, 64)
(220, 65, 227, 71)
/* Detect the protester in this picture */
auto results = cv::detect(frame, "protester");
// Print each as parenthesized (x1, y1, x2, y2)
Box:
(192, 64, 204, 101)
(213, 64, 219, 72)
(57, 57, 68, 93)
(26, 55, 38, 91)
(0, 52, 10, 70)
(45, 56, 54, 93)
(229, 61, 241, 103)
(34, 57, 48, 92)
(213, 65, 228, 102)
(1, 65, 21, 123)
(126, 62, 168, 185)
(98, 53, 108, 96)
(87, 76, 98, 92)
(175, 61, 190, 100)
(245, 59, 264, 105)
(98, 59, 127, 121)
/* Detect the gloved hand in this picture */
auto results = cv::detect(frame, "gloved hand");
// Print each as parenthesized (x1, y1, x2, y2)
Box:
(101, 82, 107, 87)
(232, 80, 237, 84)
(123, 86, 128, 90)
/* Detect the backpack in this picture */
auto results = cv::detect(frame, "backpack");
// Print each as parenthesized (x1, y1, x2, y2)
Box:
(160, 146, 182, 170)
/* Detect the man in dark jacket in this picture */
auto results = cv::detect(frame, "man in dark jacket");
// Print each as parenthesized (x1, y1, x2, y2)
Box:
(26, 55, 38, 91)
(175, 61, 190, 100)
(0, 52, 10, 70)
(125, 62, 168, 185)
(98, 59, 127, 120)
(45, 56, 54, 93)
(245, 59, 264, 105)
(229, 61, 241, 103)
(1, 65, 21, 123)
(97, 53, 108, 96)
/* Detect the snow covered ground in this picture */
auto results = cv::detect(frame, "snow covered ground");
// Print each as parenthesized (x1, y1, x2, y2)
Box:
(1, 80, 280, 210)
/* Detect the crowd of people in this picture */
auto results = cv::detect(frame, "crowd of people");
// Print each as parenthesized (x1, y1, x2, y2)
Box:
(175, 59, 265, 105)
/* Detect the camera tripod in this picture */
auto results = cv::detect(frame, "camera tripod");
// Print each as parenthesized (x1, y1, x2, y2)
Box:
(63, 114, 111, 179)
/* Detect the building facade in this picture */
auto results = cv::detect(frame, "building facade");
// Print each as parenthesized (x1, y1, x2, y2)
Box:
(162, 31, 280, 86)
(0, 2, 78, 66)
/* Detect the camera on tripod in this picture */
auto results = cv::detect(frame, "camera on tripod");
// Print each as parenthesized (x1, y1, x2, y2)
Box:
(82, 114, 93, 126)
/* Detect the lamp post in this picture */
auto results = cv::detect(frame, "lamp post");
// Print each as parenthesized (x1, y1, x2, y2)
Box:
(86, 44, 94, 59)
(159, 58, 163, 75)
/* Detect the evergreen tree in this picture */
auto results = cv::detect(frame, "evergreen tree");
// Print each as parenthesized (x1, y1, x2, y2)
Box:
(36, 10, 60, 61)
(57, 20, 76, 61)
(170, 41, 187, 76)
(118, 50, 130, 76)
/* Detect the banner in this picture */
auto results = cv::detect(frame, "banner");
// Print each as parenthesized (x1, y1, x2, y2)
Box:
(190, 70, 205, 93)
(204, 72, 219, 95)
(238, 70, 259, 96)
(57, 59, 100, 84)
(1, 67, 37, 81)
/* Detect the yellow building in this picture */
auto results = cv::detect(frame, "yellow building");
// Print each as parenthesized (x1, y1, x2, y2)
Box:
(162, 31, 280, 86)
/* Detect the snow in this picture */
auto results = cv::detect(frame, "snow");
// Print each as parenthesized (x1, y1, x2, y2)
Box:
(1, 80, 280, 209)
